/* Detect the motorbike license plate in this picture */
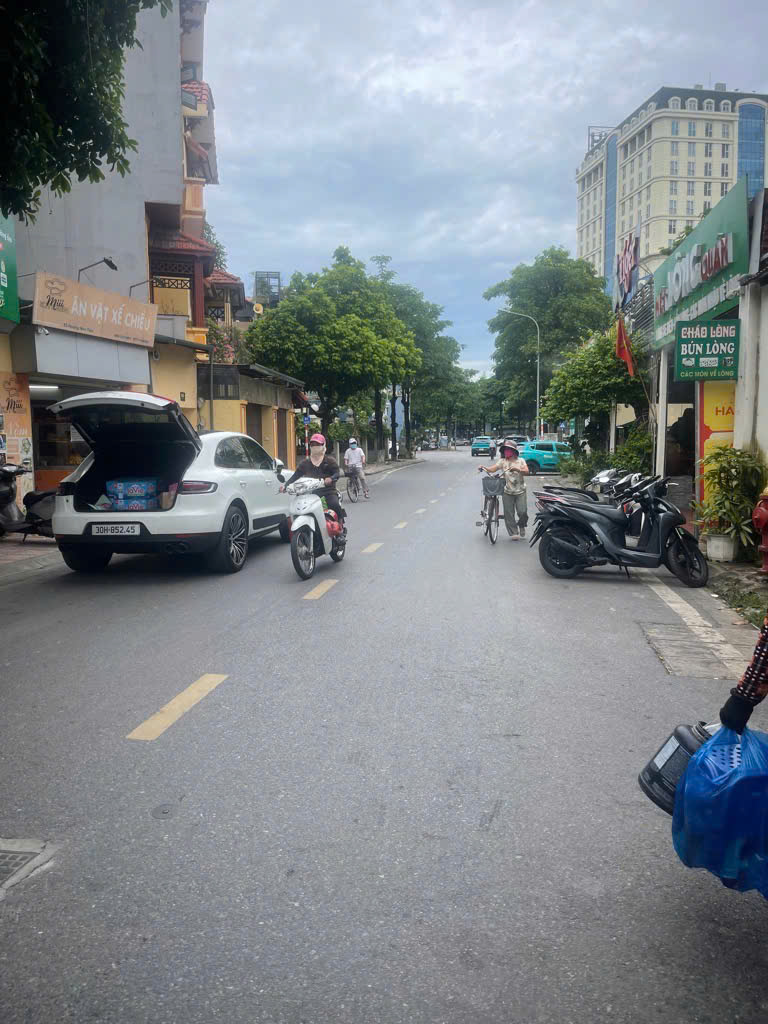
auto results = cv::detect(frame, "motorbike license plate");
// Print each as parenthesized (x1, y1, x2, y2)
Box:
(91, 523, 140, 536)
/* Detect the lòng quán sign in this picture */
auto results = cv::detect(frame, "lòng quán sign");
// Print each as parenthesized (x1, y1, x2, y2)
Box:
(674, 319, 740, 381)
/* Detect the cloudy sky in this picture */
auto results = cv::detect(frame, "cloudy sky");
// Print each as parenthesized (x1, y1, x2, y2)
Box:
(204, 0, 768, 376)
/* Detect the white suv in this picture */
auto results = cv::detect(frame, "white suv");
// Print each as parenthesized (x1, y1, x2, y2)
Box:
(51, 392, 291, 573)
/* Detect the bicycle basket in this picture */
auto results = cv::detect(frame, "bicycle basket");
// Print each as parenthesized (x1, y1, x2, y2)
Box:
(482, 476, 505, 496)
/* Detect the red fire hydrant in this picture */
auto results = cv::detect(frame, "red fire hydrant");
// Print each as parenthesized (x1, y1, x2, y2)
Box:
(753, 487, 768, 574)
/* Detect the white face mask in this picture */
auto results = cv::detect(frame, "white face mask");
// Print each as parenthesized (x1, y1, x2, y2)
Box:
(309, 445, 326, 465)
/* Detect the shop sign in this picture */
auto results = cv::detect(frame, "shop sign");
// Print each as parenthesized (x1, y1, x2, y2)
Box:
(32, 272, 157, 347)
(615, 233, 639, 309)
(653, 178, 749, 347)
(698, 380, 735, 503)
(0, 214, 19, 326)
(0, 371, 34, 503)
(674, 319, 740, 380)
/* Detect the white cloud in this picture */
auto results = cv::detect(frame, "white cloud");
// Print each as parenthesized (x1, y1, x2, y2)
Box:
(204, 0, 768, 366)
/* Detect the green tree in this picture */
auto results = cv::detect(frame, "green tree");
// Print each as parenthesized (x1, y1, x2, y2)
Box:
(243, 248, 418, 436)
(484, 246, 613, 414)
(370, 256, 457, 452)
(202, 220, 228, 271)
(1, 0, 173, 220)
(540, 324, 648, 449)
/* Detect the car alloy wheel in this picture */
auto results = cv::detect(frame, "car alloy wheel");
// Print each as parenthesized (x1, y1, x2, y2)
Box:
(228, 509, 248, 567)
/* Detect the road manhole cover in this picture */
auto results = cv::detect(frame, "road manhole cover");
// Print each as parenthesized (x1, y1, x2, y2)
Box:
(0, 840, 55, 898)
(0, 850, 38, 885)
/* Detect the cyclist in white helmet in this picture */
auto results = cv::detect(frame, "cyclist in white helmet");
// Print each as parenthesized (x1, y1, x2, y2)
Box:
(343, 437, 369, 499)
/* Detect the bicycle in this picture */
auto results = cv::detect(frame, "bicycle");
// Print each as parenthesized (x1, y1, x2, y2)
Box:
(477, 474, 504, 544)
(345, 468, 361, 503)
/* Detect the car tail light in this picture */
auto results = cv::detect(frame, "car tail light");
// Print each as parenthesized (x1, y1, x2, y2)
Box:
(57, 481, 76, 496)
(179, 480, 218, 494)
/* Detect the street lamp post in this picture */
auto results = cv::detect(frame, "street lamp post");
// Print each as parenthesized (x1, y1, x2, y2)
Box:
(506, 310, 541, 438)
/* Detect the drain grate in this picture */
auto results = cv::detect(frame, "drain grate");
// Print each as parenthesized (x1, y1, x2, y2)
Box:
(0, 849, 38, 886)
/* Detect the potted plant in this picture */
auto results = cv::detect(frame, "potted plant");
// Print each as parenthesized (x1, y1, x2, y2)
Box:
(694, 446, 767, 562)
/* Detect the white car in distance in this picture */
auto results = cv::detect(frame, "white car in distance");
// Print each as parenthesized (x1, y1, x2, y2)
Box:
(51, 392, 291, 573)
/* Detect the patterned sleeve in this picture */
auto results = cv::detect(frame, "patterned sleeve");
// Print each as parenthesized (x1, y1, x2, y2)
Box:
(733, 613, 768, 705)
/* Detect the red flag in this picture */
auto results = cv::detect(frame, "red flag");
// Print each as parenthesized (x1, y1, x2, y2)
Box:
(616, 317, 635, 377)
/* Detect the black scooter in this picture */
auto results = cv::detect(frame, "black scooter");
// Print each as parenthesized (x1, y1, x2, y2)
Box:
(530, 476, 708, 588)
(0, 463, 55, 539)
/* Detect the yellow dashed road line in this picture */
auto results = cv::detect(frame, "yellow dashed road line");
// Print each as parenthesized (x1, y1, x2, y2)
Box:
(415, 508, 426, 514)
(127, 674, 229, 741)
(394, 521, 408, 529)
(362, 543, 383, 553)
(303, 579, 339, 600)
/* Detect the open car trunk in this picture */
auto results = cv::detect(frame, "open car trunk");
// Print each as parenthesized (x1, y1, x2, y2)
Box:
(48, 393, 203, 514)
(73, 439, 198, 512)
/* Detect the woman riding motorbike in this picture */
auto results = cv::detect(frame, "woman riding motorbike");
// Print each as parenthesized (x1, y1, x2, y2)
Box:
(281, 433, 345, 521)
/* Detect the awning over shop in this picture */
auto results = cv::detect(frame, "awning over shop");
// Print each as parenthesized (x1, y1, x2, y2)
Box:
(10, 324, 150, 386)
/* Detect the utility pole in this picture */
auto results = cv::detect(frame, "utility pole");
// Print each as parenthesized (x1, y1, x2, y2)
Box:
(506, 311, 541, 437)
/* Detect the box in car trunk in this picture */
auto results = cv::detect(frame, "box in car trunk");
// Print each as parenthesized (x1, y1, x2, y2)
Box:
(74, 442, 196, 513)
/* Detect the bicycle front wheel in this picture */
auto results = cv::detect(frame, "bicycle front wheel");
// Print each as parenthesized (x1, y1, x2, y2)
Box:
(488, 497, 499, 544)
(347, 475, 360, 502)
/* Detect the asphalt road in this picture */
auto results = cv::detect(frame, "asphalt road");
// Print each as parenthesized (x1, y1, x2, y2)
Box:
(1, 451, 767, 1024)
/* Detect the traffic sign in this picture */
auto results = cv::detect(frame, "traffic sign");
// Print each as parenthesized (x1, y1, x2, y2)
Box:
(303, 415, 311, 425)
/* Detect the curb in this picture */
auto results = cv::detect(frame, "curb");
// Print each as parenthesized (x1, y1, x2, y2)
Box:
(0, 550, 63, 587)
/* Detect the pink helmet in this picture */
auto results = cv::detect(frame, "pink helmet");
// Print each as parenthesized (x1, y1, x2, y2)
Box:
(309, 433, 326, 446)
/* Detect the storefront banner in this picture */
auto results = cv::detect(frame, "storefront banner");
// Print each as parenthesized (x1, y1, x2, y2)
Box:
(0, 214, 19, 326)
(653, 178, 749, 348)
(32, 272, 157, 347)
(675, 319, 740, 380)
(697, 379, 735, 504)
(0, 371, 34, 504)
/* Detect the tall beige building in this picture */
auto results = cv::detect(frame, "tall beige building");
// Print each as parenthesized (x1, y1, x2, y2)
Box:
(576, 84, 768, 292)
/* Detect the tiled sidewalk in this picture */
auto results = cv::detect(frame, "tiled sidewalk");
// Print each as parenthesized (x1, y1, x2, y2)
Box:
(0, 534, 62, 583)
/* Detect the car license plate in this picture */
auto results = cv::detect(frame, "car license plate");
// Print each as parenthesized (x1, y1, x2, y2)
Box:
(91, 523, 140, 536)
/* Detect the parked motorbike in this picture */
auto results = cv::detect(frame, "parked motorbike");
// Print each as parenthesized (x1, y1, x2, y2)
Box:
(530, 475, 708, 587)
(0, 463, 55, 539)
(285, 477, 347, 580)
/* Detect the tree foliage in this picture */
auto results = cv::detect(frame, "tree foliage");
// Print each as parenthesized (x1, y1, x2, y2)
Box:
(1, 0, 173, 220)
(540, 325, 648, 424)
(484, 247, 613, 411)
(203, 221, 228, 271)
(243, 248, 419, 432)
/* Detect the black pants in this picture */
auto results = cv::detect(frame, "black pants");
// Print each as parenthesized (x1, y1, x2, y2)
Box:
(320, 488, 345, 520)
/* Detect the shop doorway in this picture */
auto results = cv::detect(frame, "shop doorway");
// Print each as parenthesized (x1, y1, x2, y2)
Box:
(246, 404, 262, 443)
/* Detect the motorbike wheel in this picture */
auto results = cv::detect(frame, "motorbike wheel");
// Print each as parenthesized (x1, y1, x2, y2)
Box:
(330, 540, 346, 563)
(665, 532, 709, 588)
(291, 526, 316, 579)
(527, 460, 540, 476)
(538, 529, 585, 579)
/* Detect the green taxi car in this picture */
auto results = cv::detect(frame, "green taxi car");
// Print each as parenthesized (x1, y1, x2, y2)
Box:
(470, 436, 496, 458)
(518, 440, 572, 474)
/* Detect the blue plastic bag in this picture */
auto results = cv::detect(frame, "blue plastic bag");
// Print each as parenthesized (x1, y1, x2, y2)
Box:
(672, 725, 768, 897)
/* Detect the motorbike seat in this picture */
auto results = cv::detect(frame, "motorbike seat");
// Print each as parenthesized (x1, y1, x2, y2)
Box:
(576, 504, 629, 524)
(23, 489, 56, 508)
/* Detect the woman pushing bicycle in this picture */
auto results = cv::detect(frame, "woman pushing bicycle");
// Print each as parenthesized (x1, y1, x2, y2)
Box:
(478, 440, 529, 540)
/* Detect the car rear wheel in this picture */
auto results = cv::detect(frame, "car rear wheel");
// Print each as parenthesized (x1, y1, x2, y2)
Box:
(527, 460, 540, 475)
(206, 505, 248, 573)
(59, 545, 113, 573)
